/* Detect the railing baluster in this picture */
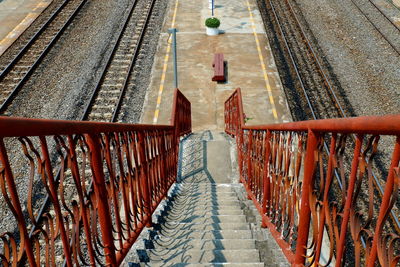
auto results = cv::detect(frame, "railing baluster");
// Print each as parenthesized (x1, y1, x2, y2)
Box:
(335, 134, 363, 267)
(39, 136, 73, 267)
(261, 130, 271, 225)
(314, 133, 337, 265)
(85, 133, 117, 266)
(293, 130, 319, 266)
(367, 137, 400, 266)
(138, 131, 153, 227)
(0, 139, 37, 266)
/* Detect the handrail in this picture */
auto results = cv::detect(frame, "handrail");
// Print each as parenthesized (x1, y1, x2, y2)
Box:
(225, 88, 400, 266)
(0, 89, 191, 266)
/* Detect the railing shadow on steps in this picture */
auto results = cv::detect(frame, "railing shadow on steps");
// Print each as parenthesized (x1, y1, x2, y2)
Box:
(0, 89, 191, 266)
(224, 88, 400, 267)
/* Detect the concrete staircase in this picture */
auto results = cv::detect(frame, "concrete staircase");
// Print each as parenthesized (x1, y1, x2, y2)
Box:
(125, 131, 287, 267)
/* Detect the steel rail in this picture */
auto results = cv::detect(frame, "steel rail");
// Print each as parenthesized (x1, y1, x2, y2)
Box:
(350, 0, 400, 56)
(0, 0, 88, 114)
(367, 0, 400, 32)
(82, 0, 156, 122)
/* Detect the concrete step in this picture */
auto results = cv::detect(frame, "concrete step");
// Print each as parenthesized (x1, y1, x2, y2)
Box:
(173, 193, 237, 198)
(129, 263, 264, 267)
(170, 192, 238, 199)
(135, 249, 261, 264)
(150, 229, 253, 240)
(146, 238, 257, 250)
(162, 204, 242, 212)
(165, 198, 241, 206)
(176, 184, 235, 191)
(155, 263, 265, 267)
(154, 222, 250, 231)
(161, 208, 244, 217)
(158, 214, 248, 224)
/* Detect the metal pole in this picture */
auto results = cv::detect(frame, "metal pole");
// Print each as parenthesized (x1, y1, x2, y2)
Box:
(168, 28, 178, 88)
(212, 0, 214, 16)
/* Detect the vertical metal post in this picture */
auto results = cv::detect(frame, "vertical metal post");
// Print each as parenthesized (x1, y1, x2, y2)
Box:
(335, 134, 363, 267)
(168, 28, 178, 89)
(367, 137, 400, 266)
(212, 0, 214, 16)
(39, 136, 73, 267)
(294, 130, 319, 266)
(138, 132, 153, 227)
(0, 139, 37, 267)
(261, 130, 272, 226)
(314, 134, 337, 265)
(247, 130, 253, 195)
(85, 134, 117, 266)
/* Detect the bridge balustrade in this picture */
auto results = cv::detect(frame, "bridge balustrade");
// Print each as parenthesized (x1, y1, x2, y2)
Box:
(0, 89, 191, 266)
(225, 88, 400, 267)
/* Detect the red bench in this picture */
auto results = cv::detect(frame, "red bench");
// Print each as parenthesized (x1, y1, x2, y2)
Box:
(212, 53, 226, 82)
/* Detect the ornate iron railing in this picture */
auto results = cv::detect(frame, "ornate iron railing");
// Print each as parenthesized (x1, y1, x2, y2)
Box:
(0, 89, 191, 266)
(225, 88, 400, 266)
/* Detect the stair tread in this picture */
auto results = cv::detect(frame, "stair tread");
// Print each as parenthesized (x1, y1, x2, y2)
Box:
(159, 215, 248, 224)
(145, 238, 257, 250)
(150, 229, 253, 240)
(163, 205, 242, 211)
(161, 209, 243, 216)
(155, 222, 250, 231)
(135, 249, 261, 263)
(129, 262, 265, 267)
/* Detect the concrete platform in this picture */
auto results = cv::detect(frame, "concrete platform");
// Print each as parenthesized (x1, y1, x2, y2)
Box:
(142, 0, 291, 131)
(0, 0, 52, 56)
(141, 0, 292, 131)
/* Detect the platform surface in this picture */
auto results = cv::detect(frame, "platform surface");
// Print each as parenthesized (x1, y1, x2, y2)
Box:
(0, 0, 52, 56)
(141, 0, 292, 130)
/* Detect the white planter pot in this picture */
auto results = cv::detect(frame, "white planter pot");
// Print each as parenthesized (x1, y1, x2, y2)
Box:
(206, 27, 219, 36)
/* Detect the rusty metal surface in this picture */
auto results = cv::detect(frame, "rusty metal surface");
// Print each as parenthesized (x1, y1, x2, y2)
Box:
(0, 89, 191, 266)
(225, 88, 400, 266)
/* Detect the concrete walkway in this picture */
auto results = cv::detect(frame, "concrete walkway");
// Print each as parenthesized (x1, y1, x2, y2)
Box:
(141, 0, 292, 131)
(0, 0, 52, 56)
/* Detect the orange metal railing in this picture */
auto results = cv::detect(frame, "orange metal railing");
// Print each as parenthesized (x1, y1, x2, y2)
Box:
(225, 88, 400, 266)
(0, 89, 191, 266)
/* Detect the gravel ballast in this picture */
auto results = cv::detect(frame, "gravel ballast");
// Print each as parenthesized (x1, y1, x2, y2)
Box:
(291, 0, 400, 116)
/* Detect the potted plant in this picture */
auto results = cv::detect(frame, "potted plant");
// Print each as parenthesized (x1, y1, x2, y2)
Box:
(205, 17, 220, 36)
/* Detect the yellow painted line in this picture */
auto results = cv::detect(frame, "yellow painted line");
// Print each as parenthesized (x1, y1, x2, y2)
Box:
(0, 1, 50, 56)
(245, 0, 278, 119)
(153, 0, 179, 124)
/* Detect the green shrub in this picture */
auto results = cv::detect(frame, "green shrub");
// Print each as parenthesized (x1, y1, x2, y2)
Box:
(205, 17, 220, 28)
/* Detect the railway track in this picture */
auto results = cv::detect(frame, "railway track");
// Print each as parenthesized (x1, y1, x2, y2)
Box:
(82, 0, 156, 123)
(266, 0, 344, 120)
(0, 0, 87, 114)
(350, 0, 400, 56)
